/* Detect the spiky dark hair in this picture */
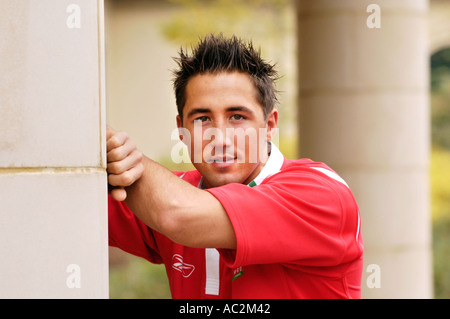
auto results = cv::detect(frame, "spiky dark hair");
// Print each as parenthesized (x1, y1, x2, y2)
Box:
(172, 34, 279, 120)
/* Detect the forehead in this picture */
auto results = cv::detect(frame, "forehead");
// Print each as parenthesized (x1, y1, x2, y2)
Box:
(184, 72, 262, 114)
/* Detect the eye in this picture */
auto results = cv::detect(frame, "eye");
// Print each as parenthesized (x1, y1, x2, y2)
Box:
(231, 114, 245, 121)
(194, 116, 210, 123)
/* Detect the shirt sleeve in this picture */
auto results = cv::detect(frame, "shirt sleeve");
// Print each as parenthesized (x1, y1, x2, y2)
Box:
(205, 167, 362, 269)
(108, 195, 162, 264)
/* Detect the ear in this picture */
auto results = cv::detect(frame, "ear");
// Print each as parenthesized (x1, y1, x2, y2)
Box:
(176, 115, 187, 145)
(176, 115, 182, 129)
(265, 109, 278, 141)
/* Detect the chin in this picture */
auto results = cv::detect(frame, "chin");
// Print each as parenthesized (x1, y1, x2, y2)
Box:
(205, 175, 243, 188)
(202, 169, 247, 188)
(194, 163, 255, 188)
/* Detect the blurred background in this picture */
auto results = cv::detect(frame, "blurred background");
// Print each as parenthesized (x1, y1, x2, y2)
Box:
(104, 0, 450, 299)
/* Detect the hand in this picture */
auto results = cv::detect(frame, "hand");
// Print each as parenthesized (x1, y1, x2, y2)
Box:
(106, 126, 144, 201)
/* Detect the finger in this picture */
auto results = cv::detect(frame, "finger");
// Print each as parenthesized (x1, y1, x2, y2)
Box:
(106, 125, 115, 140)
(107, 149, 143, 175)
(107, 131, 129, 153)
(110, 187, 127, 202)
(108, 162, 144, 187)
(107, 139, 136, 163)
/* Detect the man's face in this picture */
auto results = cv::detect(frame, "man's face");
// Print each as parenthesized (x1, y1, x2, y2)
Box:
(177, 71, 278, 188)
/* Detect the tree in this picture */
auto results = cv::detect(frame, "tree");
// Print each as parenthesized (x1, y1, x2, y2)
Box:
(431, 47, 450, 151)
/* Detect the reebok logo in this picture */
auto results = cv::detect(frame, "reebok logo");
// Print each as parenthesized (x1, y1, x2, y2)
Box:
(172, 254, 195, 278)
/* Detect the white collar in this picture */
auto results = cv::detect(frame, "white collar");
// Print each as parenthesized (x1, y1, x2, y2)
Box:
(248, 142, 284, 187)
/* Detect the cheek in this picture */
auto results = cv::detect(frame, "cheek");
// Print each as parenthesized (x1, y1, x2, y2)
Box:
(183, 125, 207, 163)
(234, 128, 267, 162)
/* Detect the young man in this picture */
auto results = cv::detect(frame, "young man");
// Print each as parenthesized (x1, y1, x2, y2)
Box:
(107, 34, 364, 298)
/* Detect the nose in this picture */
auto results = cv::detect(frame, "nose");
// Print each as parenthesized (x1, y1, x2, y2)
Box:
(203, 121, 235, 158)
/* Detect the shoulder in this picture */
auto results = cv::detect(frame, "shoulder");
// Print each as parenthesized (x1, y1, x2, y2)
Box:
(259, 158, 357, 211)
(267, 158, 350, 189)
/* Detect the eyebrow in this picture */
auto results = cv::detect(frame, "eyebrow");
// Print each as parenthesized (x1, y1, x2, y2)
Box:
(186, 108, 211, 119)
(226, 106, 254, 115)
(186, 106, 254, 119)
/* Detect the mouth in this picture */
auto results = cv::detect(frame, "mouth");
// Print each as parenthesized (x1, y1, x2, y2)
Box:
(206, 155, 238, 166)
(205, 155, 238, 169)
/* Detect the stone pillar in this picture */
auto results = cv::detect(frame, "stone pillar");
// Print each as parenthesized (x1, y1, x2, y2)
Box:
(297, 0, 432, 298)
(0, 0, 108, 298)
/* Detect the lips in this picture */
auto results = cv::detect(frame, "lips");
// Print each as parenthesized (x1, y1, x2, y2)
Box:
(206, 155, 237, 164)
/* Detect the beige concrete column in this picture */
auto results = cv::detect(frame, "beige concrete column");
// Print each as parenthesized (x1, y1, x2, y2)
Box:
(297, 0, 432, 298)
(0, 0, 108, 298)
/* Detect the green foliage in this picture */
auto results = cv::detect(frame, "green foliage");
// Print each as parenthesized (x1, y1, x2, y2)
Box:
(109, 255, 171, 299)
(433, 214, 450, 299)
(431, 48, 450, 92)
(430, 48, 450, 299)
(430, 147, 450, 299)
(430, 147, 450, 223)
(431, 48, 450, 151)
(161, 0, 291, 47)
(432, 92, 450, 151)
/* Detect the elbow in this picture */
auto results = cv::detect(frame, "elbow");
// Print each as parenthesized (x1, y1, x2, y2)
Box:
(155, 197, 192, 246)
(157, 210, 179, 242)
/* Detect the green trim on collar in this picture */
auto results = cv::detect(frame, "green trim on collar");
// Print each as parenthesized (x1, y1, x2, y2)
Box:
(247, 142, 284, 187)
(248, 180, 257, 188)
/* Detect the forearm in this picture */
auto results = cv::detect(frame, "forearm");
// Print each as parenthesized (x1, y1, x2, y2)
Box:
(123, 156, 187, 233)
